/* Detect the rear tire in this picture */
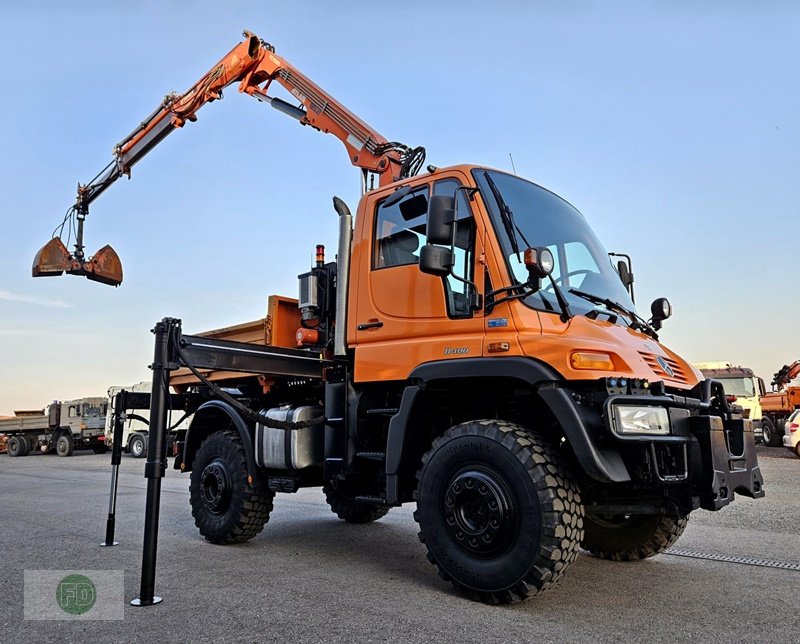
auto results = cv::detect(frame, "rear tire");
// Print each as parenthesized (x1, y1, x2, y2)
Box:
(189, 429, 274, 544)
(92, 444, 109, 454)
(323, 485, 390, 523)
(128, 434, 146, 458)
(56, 434, 74, 457)
(582, 511, 688, 561)
(415, 420, 583, 604)
(7, 436, 24, 457)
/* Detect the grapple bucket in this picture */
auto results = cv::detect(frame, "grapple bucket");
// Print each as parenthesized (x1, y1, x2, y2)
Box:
(32, 237, 73, 277)
(80, 245, 123, 287)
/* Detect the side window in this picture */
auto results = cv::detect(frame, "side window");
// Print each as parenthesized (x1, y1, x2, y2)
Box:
(373, 187, 429, 269)
(433, 179, 476, 317)
(68, 406, 77, 418)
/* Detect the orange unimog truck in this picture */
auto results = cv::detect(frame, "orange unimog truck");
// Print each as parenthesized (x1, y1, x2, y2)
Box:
(33, 32, 763, 605)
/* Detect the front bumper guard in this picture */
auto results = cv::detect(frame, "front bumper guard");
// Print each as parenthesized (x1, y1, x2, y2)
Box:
(689, 415, 765, 510)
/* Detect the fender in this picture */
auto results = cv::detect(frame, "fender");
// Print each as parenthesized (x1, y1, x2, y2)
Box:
(178, 400, 259, 484)
(384, 357, 629, 503)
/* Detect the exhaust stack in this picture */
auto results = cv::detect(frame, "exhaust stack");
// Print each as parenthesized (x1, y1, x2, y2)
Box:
(332, 196, 352, 357)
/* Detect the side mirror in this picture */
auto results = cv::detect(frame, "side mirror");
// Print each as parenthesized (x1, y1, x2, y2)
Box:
(650, 297, 672, 331)
(419, 244, 454, 277)
(426, 195, 455, 245)
(617, 259, 633, 290)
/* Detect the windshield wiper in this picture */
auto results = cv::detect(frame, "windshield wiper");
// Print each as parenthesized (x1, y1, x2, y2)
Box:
(569, 288, 657, 338)
(481, 172, 572, 321)
(483, 171, 530, 260)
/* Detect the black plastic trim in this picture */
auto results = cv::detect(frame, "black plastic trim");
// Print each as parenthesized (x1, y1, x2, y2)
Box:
(182, 400, 258, 483)
(408, 356, 631, 483)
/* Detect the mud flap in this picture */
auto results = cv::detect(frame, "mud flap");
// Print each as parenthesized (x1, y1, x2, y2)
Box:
(689, 415, 765, 510)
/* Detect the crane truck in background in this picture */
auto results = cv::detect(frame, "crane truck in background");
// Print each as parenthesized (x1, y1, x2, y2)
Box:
(759, 360, 800, 447)
(0, 398, 108, 457)
(694, 362, 766, 441)
(31, 31, 763, 604)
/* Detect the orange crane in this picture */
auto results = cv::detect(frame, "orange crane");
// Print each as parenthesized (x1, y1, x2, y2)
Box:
(32, 31, 424, 286)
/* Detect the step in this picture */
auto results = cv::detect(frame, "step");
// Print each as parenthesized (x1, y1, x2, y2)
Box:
(354, 495, 386, 504)
(365, 408, 400, 416)
(356, 451, 386, 461)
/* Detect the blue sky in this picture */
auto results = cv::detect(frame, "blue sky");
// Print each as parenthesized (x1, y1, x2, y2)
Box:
(1, 1, 798, 413)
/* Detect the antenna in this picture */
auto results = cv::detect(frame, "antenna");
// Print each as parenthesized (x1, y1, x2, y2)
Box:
(509, 153, 517, 176)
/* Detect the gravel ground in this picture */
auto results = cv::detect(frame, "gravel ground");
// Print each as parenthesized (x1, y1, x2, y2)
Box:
(0, 444, 797, 643)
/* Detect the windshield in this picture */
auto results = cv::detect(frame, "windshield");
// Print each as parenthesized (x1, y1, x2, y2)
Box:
(473, 170, 637, 319)
(717, 377, 756, 398)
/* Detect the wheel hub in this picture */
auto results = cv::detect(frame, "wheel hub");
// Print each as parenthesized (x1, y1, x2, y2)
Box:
(444, 470, 514, 555)
(200, 459, 232, 516)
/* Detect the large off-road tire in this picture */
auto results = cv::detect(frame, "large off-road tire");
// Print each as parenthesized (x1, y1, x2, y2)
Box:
(56, 434, 74, 457)
(19, 437, 31, 456)
(323, 484, 391, 523)
(92, 444, 109, 454)
(414, 420, 583, 604)
(189, 429, 274, 544)
(128, 434, 147, 458)
(7, 436, 25, 457)
(582, 511, 688, 561)
(761, 417, 782, 447)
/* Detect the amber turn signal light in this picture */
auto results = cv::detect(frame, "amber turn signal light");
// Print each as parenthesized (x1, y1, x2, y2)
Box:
(570, 351, 615, 371)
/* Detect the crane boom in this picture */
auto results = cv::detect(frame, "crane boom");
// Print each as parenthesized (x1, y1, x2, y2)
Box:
(772, 360, 800, 389)
(32, 31, 425, 286)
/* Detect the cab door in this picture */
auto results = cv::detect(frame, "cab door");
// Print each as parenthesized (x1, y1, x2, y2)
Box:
(353, 173, 485, 382)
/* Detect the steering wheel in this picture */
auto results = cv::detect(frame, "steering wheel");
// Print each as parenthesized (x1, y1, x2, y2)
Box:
(541, 270, 593, 292)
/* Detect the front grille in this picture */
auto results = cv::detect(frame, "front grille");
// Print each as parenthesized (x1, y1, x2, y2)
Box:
(639, 352, 690, 384)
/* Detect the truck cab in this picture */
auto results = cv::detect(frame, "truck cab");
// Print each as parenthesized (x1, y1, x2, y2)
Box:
(694, 362, 766, 438)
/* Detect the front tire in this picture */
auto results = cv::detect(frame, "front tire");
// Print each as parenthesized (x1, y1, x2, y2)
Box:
(56, 434, 74, 457)
(323, 485, 390, 523)
(189, 429, 274, 544)
(761, 417, 782, 447)
(128, 434, 147, 458)
(582, 511, 688, 561)
(415, 420, 583, 604)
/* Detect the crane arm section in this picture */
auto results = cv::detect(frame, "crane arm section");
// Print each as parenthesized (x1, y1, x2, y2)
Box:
(77, 31, 421, 212)
(772, 360, 800, 390)
(33, 31, 424, 286)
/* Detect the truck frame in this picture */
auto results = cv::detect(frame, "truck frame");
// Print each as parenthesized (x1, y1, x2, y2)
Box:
(34, 31, 764, 605)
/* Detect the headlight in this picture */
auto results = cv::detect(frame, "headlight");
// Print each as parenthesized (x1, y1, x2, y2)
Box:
(612, 405, 670, 435)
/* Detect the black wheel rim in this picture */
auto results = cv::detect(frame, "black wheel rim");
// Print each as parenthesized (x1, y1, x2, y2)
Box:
(200, 458, 232, 517)
(443, 469, 516, 557)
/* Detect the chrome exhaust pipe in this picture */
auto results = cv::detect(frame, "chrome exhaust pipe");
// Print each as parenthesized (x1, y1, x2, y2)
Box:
(332, 196, 352, 357)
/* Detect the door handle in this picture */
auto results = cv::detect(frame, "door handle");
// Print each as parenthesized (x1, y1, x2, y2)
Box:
(357, 320, 384, 330)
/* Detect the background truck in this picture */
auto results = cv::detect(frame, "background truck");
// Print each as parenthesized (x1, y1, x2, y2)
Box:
(32, 31, 763, 604)
(106, 382, 193, 458)
(758, 360, 800, 447)
(694, 362, 765, 440)
(0, 397, 108, 457)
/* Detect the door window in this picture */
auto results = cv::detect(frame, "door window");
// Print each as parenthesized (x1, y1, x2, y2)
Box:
(432, 179, 476, 317)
